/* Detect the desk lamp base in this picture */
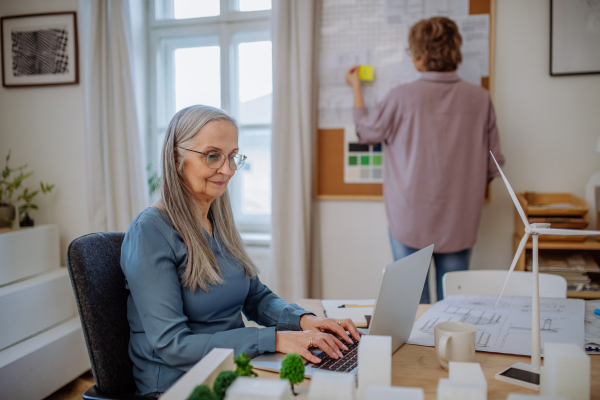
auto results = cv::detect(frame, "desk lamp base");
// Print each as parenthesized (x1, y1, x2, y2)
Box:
(495, 362, 540, 391)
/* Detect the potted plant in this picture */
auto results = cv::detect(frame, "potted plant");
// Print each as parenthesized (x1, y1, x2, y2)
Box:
(0, 150, 54, 228)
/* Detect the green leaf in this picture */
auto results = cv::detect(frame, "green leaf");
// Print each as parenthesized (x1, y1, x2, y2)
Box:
(40, 182, 55, 193)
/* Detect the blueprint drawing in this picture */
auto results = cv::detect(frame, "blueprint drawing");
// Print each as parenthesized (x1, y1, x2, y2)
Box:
(407, 295, 585, 356)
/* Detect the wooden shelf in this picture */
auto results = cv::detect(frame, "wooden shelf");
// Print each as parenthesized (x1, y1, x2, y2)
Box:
(567, 291, 600, 299)
(512, 233, 600, 299)
(520, 235, 600, 250)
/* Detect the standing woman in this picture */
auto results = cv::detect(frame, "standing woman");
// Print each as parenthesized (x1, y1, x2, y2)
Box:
(345, 17, 505, 304)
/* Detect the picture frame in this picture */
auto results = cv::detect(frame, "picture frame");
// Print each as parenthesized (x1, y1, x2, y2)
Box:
(550, 0, 600, 76)
(1, 11, 78, 87)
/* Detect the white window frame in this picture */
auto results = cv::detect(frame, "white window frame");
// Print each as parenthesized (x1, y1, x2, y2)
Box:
(148, 0, 272, 233)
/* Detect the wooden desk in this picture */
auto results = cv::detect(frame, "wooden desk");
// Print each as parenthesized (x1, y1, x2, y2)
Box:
(256, 299, 600, 400)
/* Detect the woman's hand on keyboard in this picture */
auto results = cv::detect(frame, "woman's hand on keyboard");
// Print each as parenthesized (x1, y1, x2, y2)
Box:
(299, 315, 362, 344)
(275, 331, 346, 364)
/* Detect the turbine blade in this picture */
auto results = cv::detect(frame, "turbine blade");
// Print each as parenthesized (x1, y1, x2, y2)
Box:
(533, 228, 600, 236)
(490, 151, 529, 229)
(496, 233, 529, 306)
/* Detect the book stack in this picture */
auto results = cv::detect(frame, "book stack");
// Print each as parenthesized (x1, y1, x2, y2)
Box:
(526, 251, 599, 291)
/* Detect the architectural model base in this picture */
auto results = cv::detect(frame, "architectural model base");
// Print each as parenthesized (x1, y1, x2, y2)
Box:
(495, 362, 540, 391)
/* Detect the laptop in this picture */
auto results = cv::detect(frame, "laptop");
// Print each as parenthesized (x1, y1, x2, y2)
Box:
(250, 244, 433, 377)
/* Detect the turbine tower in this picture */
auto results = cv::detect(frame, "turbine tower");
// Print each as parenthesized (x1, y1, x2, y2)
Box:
(491, 152, 600, 389)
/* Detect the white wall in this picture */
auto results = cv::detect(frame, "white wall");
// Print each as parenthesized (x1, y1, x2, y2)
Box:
(316, 0, 600, 300)
(0, 0, 88, 264)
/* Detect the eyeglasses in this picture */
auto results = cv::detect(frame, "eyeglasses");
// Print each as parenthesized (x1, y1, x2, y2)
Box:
(178, 147, 247, 170)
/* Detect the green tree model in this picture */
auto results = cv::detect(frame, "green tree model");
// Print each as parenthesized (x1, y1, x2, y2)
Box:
(234, 352, 258, 377)
(187, 384, 217, 400)
(213, 370, 237, 400)
(280, 353, 305, 396)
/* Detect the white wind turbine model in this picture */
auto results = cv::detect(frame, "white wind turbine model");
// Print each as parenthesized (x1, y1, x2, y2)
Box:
(491, 152, 600, 390)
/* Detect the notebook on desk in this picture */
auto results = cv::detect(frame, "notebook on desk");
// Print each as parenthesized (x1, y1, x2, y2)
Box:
(321, 299, 375, 328)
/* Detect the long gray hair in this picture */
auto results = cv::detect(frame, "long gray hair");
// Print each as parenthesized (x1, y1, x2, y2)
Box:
(159, 105, 258, 291)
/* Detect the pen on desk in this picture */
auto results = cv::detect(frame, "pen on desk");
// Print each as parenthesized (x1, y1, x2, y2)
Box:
(594, 309, 600, 316)
(338, 304, 374, 308)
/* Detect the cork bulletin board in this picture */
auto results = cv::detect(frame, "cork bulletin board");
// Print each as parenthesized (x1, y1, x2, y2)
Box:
(315, 0, 495, 200)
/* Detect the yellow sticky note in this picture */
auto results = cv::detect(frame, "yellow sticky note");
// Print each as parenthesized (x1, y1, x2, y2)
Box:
(359, 65, 374, 81)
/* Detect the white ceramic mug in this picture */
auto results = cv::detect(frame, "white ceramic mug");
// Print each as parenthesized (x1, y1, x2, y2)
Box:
(434, 321, 477, 370)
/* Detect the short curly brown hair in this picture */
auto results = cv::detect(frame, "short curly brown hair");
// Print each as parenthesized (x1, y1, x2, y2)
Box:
(408, 17, 462, 72)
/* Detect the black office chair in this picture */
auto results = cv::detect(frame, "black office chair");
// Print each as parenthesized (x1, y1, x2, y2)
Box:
(67, 232, 152, 400)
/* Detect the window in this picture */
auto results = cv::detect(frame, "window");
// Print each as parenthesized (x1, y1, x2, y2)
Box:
(149, 0, 272, 232)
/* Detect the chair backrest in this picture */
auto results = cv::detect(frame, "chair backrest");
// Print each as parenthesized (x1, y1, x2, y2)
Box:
(443, 270, 567, 299)
(66, 232, 137, 394)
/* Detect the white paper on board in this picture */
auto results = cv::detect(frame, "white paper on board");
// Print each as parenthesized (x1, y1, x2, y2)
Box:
(318, 77, 377, 129)
(384, 0, 425, 25)
(318, 108, 354, 129)
(320, 48, 372, 86)
(319, 87, 355, 109)
(318, 88, 377, 129)
(344, 124, 358, 143)
(456, 55, 483, 85)
(318, 48, 375, 129)
(424, 0, 469, 18)
(455, 14, 490, 76)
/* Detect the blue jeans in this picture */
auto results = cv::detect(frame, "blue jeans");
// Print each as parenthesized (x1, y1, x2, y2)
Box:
(389, 230, 472, 304)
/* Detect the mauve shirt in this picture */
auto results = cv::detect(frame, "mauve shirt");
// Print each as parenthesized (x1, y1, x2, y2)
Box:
(353, 71, 505, 253)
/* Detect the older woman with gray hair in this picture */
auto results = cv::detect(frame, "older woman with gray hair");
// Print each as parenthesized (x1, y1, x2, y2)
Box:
(121, 105, 360, 397)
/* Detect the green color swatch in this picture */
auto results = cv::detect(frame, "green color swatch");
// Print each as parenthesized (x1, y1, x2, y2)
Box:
(348, 156, 357, 165)
(361, 155, 370, 165)
(373, 155, 382, 166)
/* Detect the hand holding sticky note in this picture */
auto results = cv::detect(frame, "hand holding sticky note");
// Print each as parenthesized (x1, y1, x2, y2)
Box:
(359, 65, 374, 81)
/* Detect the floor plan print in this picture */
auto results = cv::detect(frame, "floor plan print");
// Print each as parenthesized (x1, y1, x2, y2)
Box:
(407, 295, 585, 356)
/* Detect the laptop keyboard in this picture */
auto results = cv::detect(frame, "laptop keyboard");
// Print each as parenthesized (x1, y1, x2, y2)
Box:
(307, 338, 359, 373)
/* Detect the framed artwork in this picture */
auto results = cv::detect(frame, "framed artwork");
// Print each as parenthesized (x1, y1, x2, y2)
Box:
(1, 12, 78, 87)
(550, 0, 600, 76)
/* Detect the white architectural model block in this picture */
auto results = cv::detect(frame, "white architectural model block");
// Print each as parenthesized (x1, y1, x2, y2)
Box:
(308, 371, 355, 400)
(449, 362, 487, 398)
(506, 394, 567, 400)
(437, 378, 485, 400)
(358, 335, 391, 400)
(162, 348, 234, 400)
(365, 385, 424, 400)
(540, 343, 590, 400)
(224, 377, 293, 400)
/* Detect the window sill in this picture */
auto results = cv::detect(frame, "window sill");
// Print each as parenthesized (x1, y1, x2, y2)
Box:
(240, 232, 271, 247)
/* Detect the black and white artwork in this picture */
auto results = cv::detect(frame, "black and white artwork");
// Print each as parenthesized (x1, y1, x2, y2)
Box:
(1, 12, 78, 87)
(551, 0, 600, 76)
